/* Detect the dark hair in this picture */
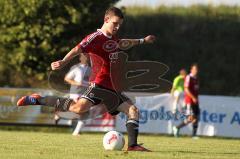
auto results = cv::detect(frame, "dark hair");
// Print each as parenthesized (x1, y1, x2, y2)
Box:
(105, 7, 124, 19)
(191, 63, 198, 69)
(179, 68, 186, 75)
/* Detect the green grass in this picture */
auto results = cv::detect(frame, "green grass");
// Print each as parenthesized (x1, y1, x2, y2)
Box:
(0, 130, 240, 159)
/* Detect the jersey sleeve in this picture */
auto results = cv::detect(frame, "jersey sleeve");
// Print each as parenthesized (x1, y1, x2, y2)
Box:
(184, 75, 190, 88)
(75, 32, 100, 53)
(76, 36, 92, 53)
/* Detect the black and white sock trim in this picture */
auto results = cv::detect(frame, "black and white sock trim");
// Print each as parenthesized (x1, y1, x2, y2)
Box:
(126, 119, 139, 126)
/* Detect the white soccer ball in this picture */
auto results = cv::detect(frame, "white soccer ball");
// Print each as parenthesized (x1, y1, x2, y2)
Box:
(103, 131, 125, 151)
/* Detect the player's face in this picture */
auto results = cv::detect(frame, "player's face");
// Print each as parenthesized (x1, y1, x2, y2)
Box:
(191, 66, 198, 76)
(180, 69, 187, 77)
(105, 15, 123, 35)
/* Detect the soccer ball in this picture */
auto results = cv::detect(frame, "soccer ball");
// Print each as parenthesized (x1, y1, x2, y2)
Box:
(103, 131, 125, 151)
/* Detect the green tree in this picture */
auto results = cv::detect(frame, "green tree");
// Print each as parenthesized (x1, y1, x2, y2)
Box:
(0, 0, 118, 87)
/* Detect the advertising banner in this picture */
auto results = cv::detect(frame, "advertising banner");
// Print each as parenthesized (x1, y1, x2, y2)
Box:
(1, 88, 240, 137)
(116, 93, 240, 138)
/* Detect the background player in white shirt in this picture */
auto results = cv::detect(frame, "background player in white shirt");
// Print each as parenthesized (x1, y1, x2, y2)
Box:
(55, 54, 90, 135)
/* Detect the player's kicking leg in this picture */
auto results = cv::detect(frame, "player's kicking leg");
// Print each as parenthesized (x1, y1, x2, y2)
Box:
(17, 93, 94, 114)
(117, 101, 151, 152)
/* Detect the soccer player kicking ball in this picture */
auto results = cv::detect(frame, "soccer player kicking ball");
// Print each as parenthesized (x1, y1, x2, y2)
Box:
(17, 7, 155, 151)
(173, 64, 200, 139)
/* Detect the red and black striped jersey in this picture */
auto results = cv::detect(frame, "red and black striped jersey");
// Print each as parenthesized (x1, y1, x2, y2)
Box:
(76, 29, 119, 90)
(184, 74, 199, 105)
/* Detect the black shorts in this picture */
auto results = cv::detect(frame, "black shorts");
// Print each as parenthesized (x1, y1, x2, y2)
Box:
(186, 104, 200, 117)
(81, 84, 130, 115)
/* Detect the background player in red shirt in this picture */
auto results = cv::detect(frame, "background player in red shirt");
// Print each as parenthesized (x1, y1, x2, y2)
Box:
(173, 63, 200, 138)
(17, 7, 156, 151)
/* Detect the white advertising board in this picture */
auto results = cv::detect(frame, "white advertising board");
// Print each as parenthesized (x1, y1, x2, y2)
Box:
(116, 93, 240, 138)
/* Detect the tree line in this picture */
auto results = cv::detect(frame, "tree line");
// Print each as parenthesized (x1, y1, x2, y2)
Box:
(0, 1, 239, 95)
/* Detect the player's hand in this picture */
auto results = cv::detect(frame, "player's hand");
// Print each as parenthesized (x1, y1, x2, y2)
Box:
(144, 35, 156, 44)
(51, 60, 66, 70)
(192, 97, 198, 104)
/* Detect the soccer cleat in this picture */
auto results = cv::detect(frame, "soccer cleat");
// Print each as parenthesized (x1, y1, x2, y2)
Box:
(192, 136, 200, 140)
(127, 144, 152, 152)
(17, 93, 41, 106)
(54, 114, 60, 125)
(173, 126, 180, 137)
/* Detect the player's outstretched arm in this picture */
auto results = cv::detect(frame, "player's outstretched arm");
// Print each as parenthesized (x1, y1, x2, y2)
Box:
(51, 47, 83, 70)
(119, 35, 156, 50)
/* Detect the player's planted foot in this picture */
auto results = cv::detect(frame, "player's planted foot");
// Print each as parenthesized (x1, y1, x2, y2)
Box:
(17, 94, 41, 106)
(127, 144, 152, 152)
(192, 136, 200, 140)
(173, 126, 180, 137)
(54, 114, 60, 125)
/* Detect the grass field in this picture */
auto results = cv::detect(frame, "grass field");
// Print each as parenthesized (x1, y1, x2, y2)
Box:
(0, 130, 240, 159)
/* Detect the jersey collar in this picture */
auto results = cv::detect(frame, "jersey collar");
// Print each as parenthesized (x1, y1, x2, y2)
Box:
(97, 29, 112, 39)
